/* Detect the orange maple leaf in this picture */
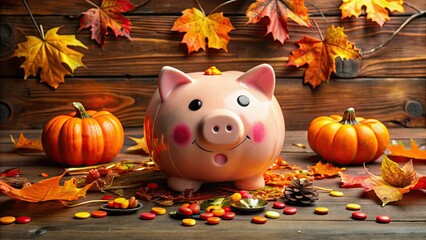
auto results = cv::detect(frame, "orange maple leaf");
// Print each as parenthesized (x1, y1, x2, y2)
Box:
(308, 161, 346, 179)
(340, 0, 404, 27)
(11, 27, 87, 89)
(287, 25, 361, 89)
(387, 139, 426, 161)
(126, 136, 149, 154)
(171, 7, 235, 54)
(246, 0, 311, 44)
(341, 155, 426, 206)
(0, 172, 93, 203)
(79, 0, 135, 47)
(10, 133, 43, 151)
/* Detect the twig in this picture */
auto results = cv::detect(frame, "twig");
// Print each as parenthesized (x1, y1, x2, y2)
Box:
(362, 10, 426, 55)
(314, 186, 334, 192)
(195, 0, 205, 15)
(404, 2, 422, 13)
(305, 1, 327, 22)
(311, 19, 324, 41)
(210, 0, 239, 14)
(84, 0, 100, 8)
(21, 0, 43, 39)
(61, 199, 108, 208)
(131, 0, 151, 12)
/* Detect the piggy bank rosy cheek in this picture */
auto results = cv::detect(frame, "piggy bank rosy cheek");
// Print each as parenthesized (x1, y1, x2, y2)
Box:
(252, 122, 265, 143)
(172, 124, 192, 145)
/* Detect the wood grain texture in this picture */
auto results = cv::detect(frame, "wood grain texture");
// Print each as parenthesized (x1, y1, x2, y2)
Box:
(0, 77, 424, 130)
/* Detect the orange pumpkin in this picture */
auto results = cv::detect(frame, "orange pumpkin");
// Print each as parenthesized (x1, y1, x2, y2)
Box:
(307, 108, 390, 165)
(42, 102, 124, 166)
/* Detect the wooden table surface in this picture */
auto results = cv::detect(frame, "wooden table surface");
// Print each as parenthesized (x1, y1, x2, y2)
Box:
(1, 128, 425, 239)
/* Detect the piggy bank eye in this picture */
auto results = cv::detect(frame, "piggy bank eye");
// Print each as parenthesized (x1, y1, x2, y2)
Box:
(189, 99, 202, 111)
(237, 95, 250, 107)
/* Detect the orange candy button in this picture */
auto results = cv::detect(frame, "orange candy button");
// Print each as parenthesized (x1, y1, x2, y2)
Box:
(91, 211, 107, 218)
(251, 216, 267, 224)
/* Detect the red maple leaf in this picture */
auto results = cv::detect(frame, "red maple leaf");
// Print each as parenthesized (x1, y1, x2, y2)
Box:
(79, 0, 135, 47)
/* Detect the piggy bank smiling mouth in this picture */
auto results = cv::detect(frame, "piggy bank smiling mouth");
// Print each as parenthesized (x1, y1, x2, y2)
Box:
(192, 136, 251, 165)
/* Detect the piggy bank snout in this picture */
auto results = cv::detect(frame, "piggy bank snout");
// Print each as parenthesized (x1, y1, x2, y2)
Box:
(200, 111, 244, 148)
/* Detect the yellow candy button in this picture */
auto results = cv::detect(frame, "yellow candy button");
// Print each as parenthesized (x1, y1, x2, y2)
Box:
(74, 212, 91, 219)
(329, 191, 344, 197)
(346, 203, 361, 211)
(151, 207, 167, 215)
(265, 211, 280, 219)
(182, 218, 196, 226)
(314, 207, 329, 215)
(0, 216, 16, 225)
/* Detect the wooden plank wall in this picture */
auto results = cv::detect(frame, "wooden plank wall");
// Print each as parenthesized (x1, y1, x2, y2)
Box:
(1, 0, 425, 130)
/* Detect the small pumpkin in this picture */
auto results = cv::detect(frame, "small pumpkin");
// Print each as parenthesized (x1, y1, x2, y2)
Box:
(307, 107, 390, 165)
(42, 102, 124, 166)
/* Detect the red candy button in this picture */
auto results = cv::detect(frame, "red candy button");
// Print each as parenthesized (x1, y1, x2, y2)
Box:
(101, 195, 115, 200)
(15, 216, 31, 224)
(222, 212, 235, 220)
(273, 201, 286, 209)
(283, 207, 298, 215)
(178, 206, 193, 216)
(376, 215, 391, 223)
(140, 212, 156, 220)
(352, 212, 367, 220)
(91, 210, 107, 218)
(200, 212, 214, 220)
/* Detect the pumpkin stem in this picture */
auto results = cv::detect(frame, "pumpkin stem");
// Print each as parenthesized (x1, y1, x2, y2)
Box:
(72, 102, 92, 119)
(340, 107, 358, 125)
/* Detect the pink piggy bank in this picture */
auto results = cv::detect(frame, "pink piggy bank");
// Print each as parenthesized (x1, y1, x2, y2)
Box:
(144, 64, 285, 192)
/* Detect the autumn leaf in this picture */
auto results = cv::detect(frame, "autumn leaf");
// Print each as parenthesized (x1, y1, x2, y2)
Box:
(287, 25, 361, 89)
(11, 26, 87, 89)
(388, 139, 426, 161)
(341, 155, 426, 206)
(340, 0, 404, 27)
(10, 133, 43, 151)
(245, 0, 311, 44)
(126, 136, 149, 154)
(171, 7, 235, 54)
(340, 172, 369, 188)
(0, 172, 93, 203)
(79, 0, 135, 47)
(308, 161, 346, 179)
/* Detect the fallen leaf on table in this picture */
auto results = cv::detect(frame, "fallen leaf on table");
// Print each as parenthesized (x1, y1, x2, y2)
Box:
(0, 172, 93, 203)
(79, 0, 135, 47)
(171, 7, 235, 54)
(10, 133, 43, 151)
(387, 139, 426, 161)
(12, 26, 87, 89)
(126, 136, 149, 154)
(339, 0, 404, 27)
(287, 25, 361, 89)
(341, 155, 426, 206)
(0, 168, 22, 178)
(245, 0, 311, 44)
(340, 172, 369, 188)
(308, 161, 346, 179)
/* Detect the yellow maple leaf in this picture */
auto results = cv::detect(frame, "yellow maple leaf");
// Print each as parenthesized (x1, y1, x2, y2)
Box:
(12, 26, 87, 89)
(340, 0, 404, 27)
(388, 139, 426, 161)
(10, 133, 43, 151)
(171, 7, 235, 54)
(287, 25, 361, 88)
(364, 155, 425, 206)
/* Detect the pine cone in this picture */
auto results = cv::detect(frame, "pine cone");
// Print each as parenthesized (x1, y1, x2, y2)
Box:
(284, 178, 319, 205)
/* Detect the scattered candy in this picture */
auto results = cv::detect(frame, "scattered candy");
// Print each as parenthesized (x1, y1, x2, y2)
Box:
(376, 215, 391, 224)
(222, 206, 232, 212)
(212, 208, 225, 217)
(231, 193, 242, 202)
(101, 195, 115, 200)
(239, 190, 252, 199)
(128, 196, 139, 208)
(314, 207, 329, 215)
(140, 212, 156, 220)
(200, 212, 214, 220)
(151, 207, 167, 215)
(91, 211, 107, 218)
(251, 216, 267, 224)
(74, 212, 91, 219)
(329, 191, 344, 197)
(352, 212, 367, 220)
(206, 205, 221, 212)
(273, 201, 286, 209)
(0, 216, 16, 225)
(146, 182, 159, 190)
(189, 203, 200, 215)
(182, 218, 196, 226)
(265, 211, 280, 219)
(15, 216, 31, 224)
(283, 207, 298, 215)
(178, 206, 193, 216)
(222, 212, 235, 220)
(206, 217, 221, 225)
(113, 197, 127, 209)
(346, 203, 361, 211)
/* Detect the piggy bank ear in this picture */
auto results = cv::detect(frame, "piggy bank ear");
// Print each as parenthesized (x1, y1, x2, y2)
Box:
(237, 64, 275, 99)
(159, 66, 194, 102)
